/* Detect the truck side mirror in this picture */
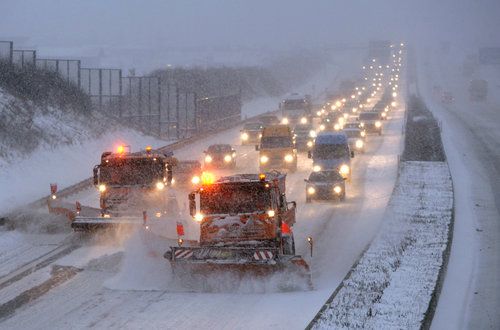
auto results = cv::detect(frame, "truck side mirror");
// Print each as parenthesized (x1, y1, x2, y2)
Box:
(93, 165, 99, 186)
(288, 201, 297, 209)
(307, 151, 312, 159)
(255, 145, 259, 151)
(351, 151, 355, 158)
(188, 193, 196, 217)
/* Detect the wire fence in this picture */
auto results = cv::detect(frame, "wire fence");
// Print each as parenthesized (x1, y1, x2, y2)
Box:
(1, 40, 241, 141)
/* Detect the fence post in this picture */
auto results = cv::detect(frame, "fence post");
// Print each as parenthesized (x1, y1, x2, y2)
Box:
(77, 61, 81, 90)
(194, 92, 198, 132)
(158, 77, 162, 138)
(175, 84, 180, 139)
(98, 69, 103, 112)
(118, 69, 122, 118)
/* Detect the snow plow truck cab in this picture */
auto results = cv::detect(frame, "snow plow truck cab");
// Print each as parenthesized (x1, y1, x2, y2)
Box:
(164, 171, 311, 286)
(71, 146, 175, 231)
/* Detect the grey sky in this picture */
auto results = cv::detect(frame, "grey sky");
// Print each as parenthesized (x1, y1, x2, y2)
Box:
(1, 0, 499, 50)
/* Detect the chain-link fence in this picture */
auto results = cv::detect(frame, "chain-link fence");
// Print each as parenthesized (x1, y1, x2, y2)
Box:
(2, 40, 242, 141)
(36, 58, 81, 87)
(12, 49, 36, 67)
(0, 41, 13, 62)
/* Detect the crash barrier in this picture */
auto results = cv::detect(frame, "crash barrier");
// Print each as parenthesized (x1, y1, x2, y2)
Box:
(307, 95, 454, 329)
(1, 40, 241, 141)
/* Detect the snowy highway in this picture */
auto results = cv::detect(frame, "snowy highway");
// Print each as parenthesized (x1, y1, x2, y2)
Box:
(0, 91, 405, 329)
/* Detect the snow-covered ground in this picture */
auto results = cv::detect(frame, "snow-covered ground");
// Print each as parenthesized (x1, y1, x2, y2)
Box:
(417, 47, 500, 329)
(311, 161, 453, 329)
(0, 87, 406, 330)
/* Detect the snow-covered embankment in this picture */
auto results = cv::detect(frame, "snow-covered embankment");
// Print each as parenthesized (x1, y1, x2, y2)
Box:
(309, 96, 454, 329)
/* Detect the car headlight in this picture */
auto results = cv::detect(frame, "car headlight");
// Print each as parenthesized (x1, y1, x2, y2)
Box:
(339, 164, 350, 175)
(191, 176, 200, 184)
(381, 112, 387, 118)
(98, 184, 106, 192)
(333, 186, 342, 194)
(281, 117, 289, 125)
(156, 182, 165, 190)
(259, 133, 262, 138)
(260, 155, 269, 164)
(356, 139, 364, 149)
(352, 107, 357, 113)
(360, 122, 365, 127)
(284, 154, 294, 162)
(300, 117, 308, 124)
(375, 121, 382, 128)
(339, 117, 345, 125)
(320, 124, 325, 131)
(267, 210, 275, 217)
(307, 140, 313, 148)
(205, 155, 212, 163)
(194, 212, 204, 222)
(307, 186, 316, 195)
(361, 131, 366, 137)
(313, 165, 321, 172)
(334, 123, 341, 131)
(309, 130, 317, 138)
(224, 155, 232, 162)
(241, 132, 249, 141)
(316, 111, 322, 116)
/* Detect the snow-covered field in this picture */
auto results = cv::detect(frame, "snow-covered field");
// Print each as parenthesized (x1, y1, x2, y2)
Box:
(311, 161, 453, 329)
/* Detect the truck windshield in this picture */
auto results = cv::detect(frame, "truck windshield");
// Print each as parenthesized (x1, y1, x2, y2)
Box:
(200, 183, 271, 214)
(344, 130, 361, 138)
(283, 99, 307, 110)
(261, 136, 293, 148)
(243, 123, 263, 130)
(100, 158, 164, 185)
(314, 144, 348, 159)
(359, 112, 379, 120)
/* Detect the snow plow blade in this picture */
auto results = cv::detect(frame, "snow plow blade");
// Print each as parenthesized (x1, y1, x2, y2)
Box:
(71, 216, 145, 231)
(164, 246, 311, 288)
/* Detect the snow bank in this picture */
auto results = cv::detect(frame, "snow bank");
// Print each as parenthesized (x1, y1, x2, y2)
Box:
(311, 161, 453, 329)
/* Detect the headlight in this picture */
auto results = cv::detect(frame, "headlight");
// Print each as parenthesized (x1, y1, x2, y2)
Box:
(334, 123, 340, 131)
(309, 130, 317, 138)
(316, 111, 322, 116)
(313, 165, 321, 172)
(361, 131, 366, 137)
(205, 155, 212, 163)
(356, 139, 364, 149)
(98, 184, 106, 192)
(375, 121, 382, 128)
(307, 140, 313, 148)
(300, 117, 308, 124)
(281, 117, 289, 125)
(284, 154, 294, 162)
(224, 155, 232, 162)
(333, 186, 342, 194)
(259, 133, 262, 138)
(352, 107, 357, 113)
(392, 92, 397, 98)
(343, 113, 349, 119)
(267, 210, 275, 217)
(360, 122, 365, 127)
(320, 124, 325, 131)
(391, 101, 397, 107)
(156, 182, 165, 190)
(191, 176, 200, 184)
(307, 187, 316, 195)
(241, 132, 249, 141)
(194, 212, 204, 222)
(339, 164, 350, 175)
(381, 112, 387, 118)
(339, 117, 345, 125)
(260, 155, 269, 164)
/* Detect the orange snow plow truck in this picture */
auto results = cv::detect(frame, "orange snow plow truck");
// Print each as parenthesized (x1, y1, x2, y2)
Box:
(71, 146, 175, 231)
(164, 171, 311, 286)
